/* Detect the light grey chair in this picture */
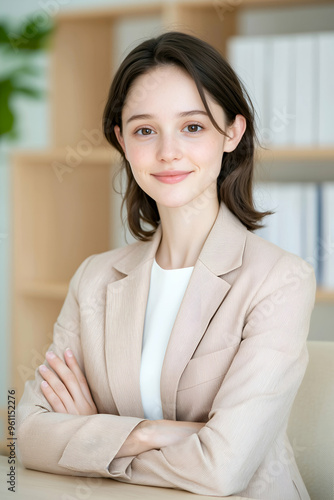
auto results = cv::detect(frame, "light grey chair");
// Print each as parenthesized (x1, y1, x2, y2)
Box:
(287, 340, 334, 500)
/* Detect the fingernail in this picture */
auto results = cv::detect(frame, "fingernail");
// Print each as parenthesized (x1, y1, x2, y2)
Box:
(41, 381, 48, 388)
(39, 364, 47, 372)
(46, 351, 55, 359)
(65, 348, 73, 357)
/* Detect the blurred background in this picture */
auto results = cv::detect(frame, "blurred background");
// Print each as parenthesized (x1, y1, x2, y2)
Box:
(1, 0, 334, 453)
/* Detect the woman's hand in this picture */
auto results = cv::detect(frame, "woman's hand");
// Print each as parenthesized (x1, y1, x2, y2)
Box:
(38, 349, 98, 416)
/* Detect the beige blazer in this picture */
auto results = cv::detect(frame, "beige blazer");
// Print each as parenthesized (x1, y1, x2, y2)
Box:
(17, 202, 316, 499)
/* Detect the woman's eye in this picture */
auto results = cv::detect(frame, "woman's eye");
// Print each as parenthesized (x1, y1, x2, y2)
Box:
(134, 124, 203, 135)
(185, 124, 203, 133)
(135, 128, 153, 136)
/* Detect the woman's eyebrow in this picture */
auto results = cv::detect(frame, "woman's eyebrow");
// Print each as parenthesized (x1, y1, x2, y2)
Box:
(125, 110, 208, 125)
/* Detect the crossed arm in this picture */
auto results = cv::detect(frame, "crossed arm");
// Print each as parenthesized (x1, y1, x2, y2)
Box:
(38, 348, 206, 459)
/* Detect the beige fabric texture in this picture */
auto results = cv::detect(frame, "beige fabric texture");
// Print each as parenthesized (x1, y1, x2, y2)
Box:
(17, 202, 316, 499)
(287, 340, 334, 500)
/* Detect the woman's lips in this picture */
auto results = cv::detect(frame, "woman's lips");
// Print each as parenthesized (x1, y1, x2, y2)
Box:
(152, 172, 192, 184)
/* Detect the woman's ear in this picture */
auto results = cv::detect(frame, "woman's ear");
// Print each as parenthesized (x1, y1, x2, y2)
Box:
(114, 125, 127, 158)
(223, 114, 247, 153)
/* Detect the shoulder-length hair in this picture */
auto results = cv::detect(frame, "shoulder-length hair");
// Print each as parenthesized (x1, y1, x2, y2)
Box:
(102, 30, 270, 241)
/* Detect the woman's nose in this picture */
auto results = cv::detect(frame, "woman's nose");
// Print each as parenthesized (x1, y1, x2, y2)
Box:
(157, 132, 183, 163)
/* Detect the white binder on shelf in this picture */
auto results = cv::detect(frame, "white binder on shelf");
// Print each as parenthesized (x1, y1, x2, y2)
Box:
(277, 183, 303, 257)
(294, 34, 318, 147)
(253, 182, 280, 247)
(227, 36, 268, 145)
(320, 183, 334, 288)
(318, 32, 334, 146)
(301, 183, 319, 281)
(269, 36, 296, 147)
(254, 183, 319, 269)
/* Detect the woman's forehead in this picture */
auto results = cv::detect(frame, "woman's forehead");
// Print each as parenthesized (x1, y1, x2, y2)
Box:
(125, 66, 198, 103)
(123, 66, 221, 119)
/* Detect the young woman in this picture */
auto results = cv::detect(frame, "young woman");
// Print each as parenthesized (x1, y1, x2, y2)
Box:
(17, 31, 316, 500)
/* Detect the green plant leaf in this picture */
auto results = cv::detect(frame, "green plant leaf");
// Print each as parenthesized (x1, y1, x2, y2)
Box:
(0, 17, 53, 139)
(13, 86, 45, 99)
(4, 17, 54, 52)
(0, 23, 10, 44)
(2, 65, 42, 81)
(0, 81, 15, 136)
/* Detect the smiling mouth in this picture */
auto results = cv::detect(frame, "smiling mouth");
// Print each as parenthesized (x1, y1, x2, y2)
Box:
(152, 171, 192, 177)
(151, 171, 192, 184)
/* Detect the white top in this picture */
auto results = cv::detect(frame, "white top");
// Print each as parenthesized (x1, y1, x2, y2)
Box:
(139, 257, 194, 420)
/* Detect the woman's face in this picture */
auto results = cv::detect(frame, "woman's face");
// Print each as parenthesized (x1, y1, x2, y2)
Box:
(114, 64, 240, 211)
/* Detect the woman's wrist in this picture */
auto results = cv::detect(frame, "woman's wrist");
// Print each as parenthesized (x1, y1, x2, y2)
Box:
(134, 419, 160, 450)
(114, 419, 206, 459)
(139, 419, 206, 450)
(114, 420, 152, 458)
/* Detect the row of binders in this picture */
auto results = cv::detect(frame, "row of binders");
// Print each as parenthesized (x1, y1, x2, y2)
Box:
(253, 182, 334, 289)
(227, 32, 334, 147)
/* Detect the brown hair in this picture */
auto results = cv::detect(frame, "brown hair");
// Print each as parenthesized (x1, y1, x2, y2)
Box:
(102, 31, 271, 241)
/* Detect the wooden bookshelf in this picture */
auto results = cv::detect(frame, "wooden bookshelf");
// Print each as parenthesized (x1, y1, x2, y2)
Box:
(6, 0, 334, 455)
(0, 408, 7, 456)
(254, 147, 334, 182)
(18, 281, 70, 300)
(316, 288, 334, 303)
(256, 147, 334, 162)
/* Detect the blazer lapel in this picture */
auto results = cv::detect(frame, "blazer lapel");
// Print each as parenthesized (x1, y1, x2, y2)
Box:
(105, 227, 162, 418)
(105, 203, 247, 420)
(160, 261, 231, 420)
(160, 203, 247, 420)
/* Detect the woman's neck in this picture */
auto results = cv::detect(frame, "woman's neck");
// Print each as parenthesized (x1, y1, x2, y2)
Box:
(155, 198, 220, 270)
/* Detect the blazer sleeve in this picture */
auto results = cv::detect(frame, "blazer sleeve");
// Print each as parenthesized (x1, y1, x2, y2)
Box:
(61, 253, 315, 496)
(16, 255, 146, 476)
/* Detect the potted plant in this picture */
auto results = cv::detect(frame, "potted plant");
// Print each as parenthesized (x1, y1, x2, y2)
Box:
(0, 16, 54, 141)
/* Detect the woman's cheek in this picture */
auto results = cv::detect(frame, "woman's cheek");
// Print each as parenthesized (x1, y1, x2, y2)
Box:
(128, 161, 152, 191)
(129, 146, 152, 169)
